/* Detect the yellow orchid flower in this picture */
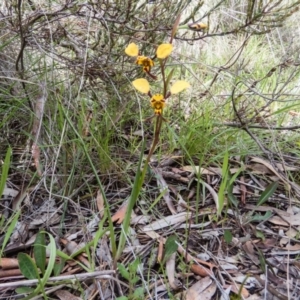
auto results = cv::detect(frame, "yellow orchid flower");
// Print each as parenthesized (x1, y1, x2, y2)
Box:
(125, 43, 155, 73)
(132, 78, 190, 115)
(188, 22, 208, 32)
(150, 94, 165, 115)
(136, 56, 154, 72)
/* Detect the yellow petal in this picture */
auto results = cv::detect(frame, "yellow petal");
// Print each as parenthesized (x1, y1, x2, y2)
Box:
(156, 44, 173, 59)
(125, 43, 139, 56)
(170, 81, 190, 94)
(132, 78, 150, 94)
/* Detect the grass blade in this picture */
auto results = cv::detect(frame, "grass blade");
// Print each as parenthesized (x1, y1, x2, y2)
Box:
(116, 140, 146, 262)
(0, 210, 21, 257)
(217, 150, 229, 216)
(256, 181, 278, 206)
(34, 231, 46, 274)
(0, 147, 12, 198)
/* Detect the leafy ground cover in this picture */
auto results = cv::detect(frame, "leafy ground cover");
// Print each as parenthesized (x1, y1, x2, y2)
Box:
(1, 0, 300, 299)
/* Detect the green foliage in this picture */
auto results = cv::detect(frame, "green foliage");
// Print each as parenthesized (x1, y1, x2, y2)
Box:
(257, 248, 266, 273)
(16, 232, 57, 299)
(0, 147, 11, 198)
(256, 181, 279, 206)
(224, 229, 233, 244)
(18, 253, 40, 280)
(15, 287, 35, 294)
(0, 211, 21, 258)
(116, 297, 129, 300)
(116, 142, 146, 262)
(227, 182, 239, 208)
(218, 150, 229, 216)
(227, 166, 244, 208)
(132, 287, 145, 300)
(230, 294, 242, 300)
(251, 211, 272, 222)
(175, 113, 215, 160)
(163, 235, 178, 264)
(255, 230, 266, 240)
(241, 181, 279, 225)
(34, 232, 46, 275)
(118, 263, 131, 281)
(53, 258, 65, 277)
(117, 257, 144, 300)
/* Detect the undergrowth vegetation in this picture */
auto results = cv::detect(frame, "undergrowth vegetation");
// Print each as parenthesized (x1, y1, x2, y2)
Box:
(1, 0, 300, 299)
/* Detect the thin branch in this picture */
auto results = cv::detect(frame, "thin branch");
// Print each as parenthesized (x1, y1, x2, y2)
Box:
(221, 122, 300, 131)
(0, 271, 117, 289)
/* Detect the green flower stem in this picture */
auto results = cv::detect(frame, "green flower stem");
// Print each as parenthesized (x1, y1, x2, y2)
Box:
(148, 115, 163, 159)
(115, 115, 163, 263)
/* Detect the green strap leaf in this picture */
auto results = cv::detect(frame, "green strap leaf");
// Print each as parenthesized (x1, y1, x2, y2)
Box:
(256, 181, 278, 206)
(18, 253, 39, 280)
(0, 147, 12, 198)
(0, 210, 21, 257)
(34, 231, 46, 274)
(163, 235, 178, 264)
